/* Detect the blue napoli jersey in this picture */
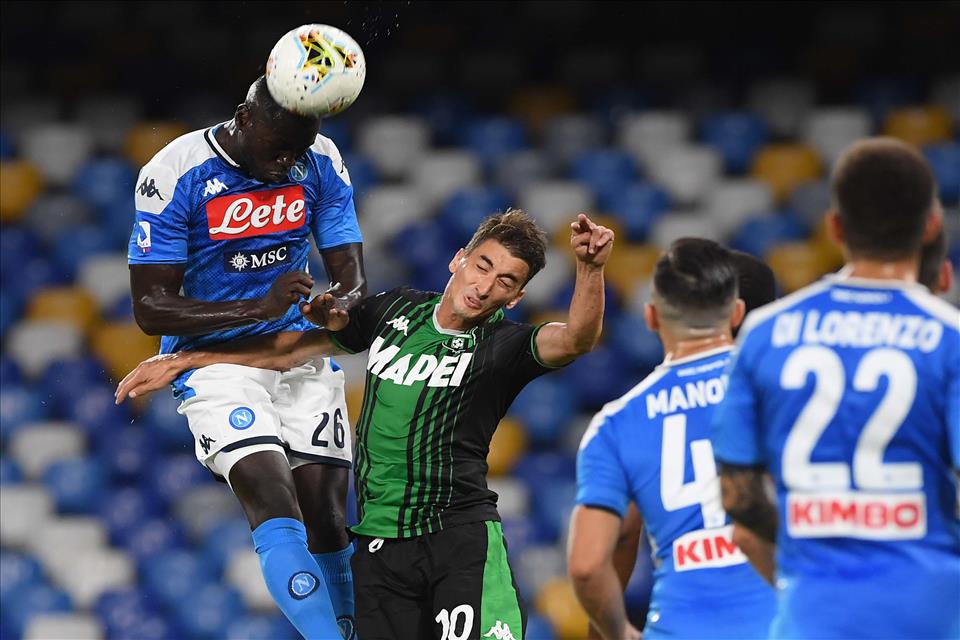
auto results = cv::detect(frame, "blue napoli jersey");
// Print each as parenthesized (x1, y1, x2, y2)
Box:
(577, 347, 776, 640)
(127, 124, 362, 355)
(712, 273, 960, 639)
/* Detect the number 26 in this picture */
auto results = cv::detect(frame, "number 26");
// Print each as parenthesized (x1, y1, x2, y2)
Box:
(312, 408, 345, 449)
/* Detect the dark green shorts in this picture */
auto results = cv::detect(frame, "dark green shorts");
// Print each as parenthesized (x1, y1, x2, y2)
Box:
(352, 520, 526, 640)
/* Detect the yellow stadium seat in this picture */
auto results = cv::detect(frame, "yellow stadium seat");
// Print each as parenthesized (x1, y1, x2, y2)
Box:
(535, 578, 590, 640)
(811, 218, 845, 271)
(0, 161, 43, 222)
(884, 106, 953, 147)
(123, 122, 189, 168)
(26, 287, 100, 335)
(766, 241, 839, 293)
(603, 243, 661, 299)
(487, 417, 528, 476)
(91, 322, 161, 382)
(345, 383, 366, 425)
(510, 86, 577, 133)
(751, 144, 822, 201)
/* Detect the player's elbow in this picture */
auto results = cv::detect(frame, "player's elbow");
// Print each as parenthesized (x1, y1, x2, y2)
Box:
(132, 300, 164, 336)
(567, 551, 604, 585)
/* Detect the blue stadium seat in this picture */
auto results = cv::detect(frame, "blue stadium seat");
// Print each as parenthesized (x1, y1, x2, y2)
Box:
(390, 220, 458, 273)
(460, 117, 527, 168)
(0, 289, 21, 338)
(0, 550, 44, 602)
(602, 182, 671, 241)
(70, 157, 136, 211)
(201, 518, 254, 575)
(854, 78, 923, 123)
(95, 587, 160, 639)
(588, 87, 656, 125)
(925, 142, 960, 204)
(142, 549, 216, 608)
(51, 224, 115, 280)
(561, 344, 634, 409)
(438, 187, 511, 247)
(145, 453, 211, 506)
(531, 479, 578, 542)
(412, 254, 458, 295)
(0, 456, 22, 484)
(98, 426, 160, 481)
(340, 152, 378, 197)
(500, 516, 554, 560)
(122, 518, 187, 565)
(0, 385, 52, 446)
(729, 211, 809, 258)
(112, 613, 182, 640)
(413, 92, 474, 146)
(525, 613, 558, 640)
(549, 280, 623, 316)
(0, 225, 41, 285)
(0, 130, 13, 159)
(2, 583, 72, 637)
(508, 376, 578, 444)
(142, 392, 194, 451)
(318, 118, 352, 153)
(9, 256, 68, 303)
(40, 356, 109, 414)
(99, 195, 140, 246)
(173, 583, 245, 640)
(65, 383, 132, 436)
(226, 615, 298, 640)
(569, 149, 639, 205)
(0, 356, 22, 386)
(43, 457, 108, 513)
(700, 111, 768, 173)
(98, 486, 163, 544)
(609, 315, 665, 372)
(512, 451, 577, 489)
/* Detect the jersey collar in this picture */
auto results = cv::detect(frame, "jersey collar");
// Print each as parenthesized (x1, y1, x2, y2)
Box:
(204, 123, 241, 169)
(430, 301, 504, 336)
(824, 267, 927, 291)
(658, 345, 733, 369)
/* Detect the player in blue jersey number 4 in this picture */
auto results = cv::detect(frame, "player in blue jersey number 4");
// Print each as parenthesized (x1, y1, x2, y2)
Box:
(570, 239, 778, 640)
(125, 76, 365, 639)
(713, 138, 960, 639)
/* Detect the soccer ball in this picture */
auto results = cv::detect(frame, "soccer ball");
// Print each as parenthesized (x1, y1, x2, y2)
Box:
(265, 24, 366, 118)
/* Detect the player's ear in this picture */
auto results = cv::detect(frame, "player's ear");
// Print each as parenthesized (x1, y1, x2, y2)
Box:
(937, 260, 953, 295)
(644, 302, 659, 333)
(449, 249, 465, 274)
(731, 298, 746, 331)
(506, 288, 525, 309)
(922, 202, 944, 244)
(235, 103, 252, 129)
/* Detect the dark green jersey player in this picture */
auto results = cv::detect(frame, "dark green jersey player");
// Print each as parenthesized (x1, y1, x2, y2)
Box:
(117, 210, 615, 640)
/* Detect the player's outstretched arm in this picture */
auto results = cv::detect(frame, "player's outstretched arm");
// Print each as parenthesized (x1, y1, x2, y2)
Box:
(568, 506, 642, 640)
(535, 214, 614, 367)
(300, 243, 367, 327)
(719, 463, 778, 585)
(114, 328, 345, 403)
(130, 264, 315, 336)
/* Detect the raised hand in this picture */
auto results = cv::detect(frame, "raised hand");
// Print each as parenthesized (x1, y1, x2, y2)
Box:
(570, 213, 615, 268)
(257, 270, 314, 320)
(300, 284, 350, 331)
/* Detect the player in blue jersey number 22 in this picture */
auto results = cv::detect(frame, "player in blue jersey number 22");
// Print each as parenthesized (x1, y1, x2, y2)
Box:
(714, 138, 960, 639)
(125, 76, 365, 639)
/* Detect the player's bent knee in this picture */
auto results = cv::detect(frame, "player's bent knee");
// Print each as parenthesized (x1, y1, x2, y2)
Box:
(293, 463, 350, 550)
(229, 450, 303, 528)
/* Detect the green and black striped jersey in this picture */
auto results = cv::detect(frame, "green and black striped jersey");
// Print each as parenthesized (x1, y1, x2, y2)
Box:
(331, 286, 558, 538)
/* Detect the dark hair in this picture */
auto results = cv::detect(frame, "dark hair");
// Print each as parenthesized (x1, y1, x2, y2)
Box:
(918, 227, 947, 292)
(730, 250, 778, 314)
(832, 137, 935, 260)
(246, 76, 318, 126)
(653, 238, 739, 327)
(464, 208, 548, 284)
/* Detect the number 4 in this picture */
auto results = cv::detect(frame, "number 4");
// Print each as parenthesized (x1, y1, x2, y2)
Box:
(660, 414, 726, 528)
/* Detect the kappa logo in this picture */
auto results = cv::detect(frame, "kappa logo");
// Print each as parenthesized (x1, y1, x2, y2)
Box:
(203, 178, 229, 197)
(198, 434, 216, 455)
(386, 315, 410, 336)
(138, 177, 164, 200)
(483, 621, 517, 640)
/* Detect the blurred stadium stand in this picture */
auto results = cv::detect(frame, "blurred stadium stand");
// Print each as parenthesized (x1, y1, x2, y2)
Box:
(1, 1, 958, 638)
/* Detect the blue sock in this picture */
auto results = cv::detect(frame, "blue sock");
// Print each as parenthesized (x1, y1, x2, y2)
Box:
(313, 545, 356, 639)
(252, 518, 340, 640)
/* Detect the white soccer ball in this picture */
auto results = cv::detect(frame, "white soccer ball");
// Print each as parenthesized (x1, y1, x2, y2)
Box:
(265, 24, 366, 118)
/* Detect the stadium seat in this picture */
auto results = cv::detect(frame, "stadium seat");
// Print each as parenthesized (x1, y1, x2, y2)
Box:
(647, 144, 722, 205)
(609, 314, 665, 372)
(43, 457, 108, 514)
(356, 116, 430, 179)
(602, 181, 671, 242)
(525, 614, 558, 640)
(704, 178, 775, 237)
(618, 110, 691, 171)
(602, 243, 661, 300)
(513, 545, 566, 601)
(788, 178, 832, 228)
(730, 212, 810, 259)
(0, 289, 21, 339)
(98, 486, 164, 545)
(649, 210, 722, 248)
(2, 584, 72, 638)
(699, 111, 768, 174)
(0, 356, 22, 385)
(747, 78, 815, 137)
(854, 78, 924, 123)
(98, 426, 159, 482)
(544, 115, 606, 167)
(486, 418, 529, 477)
(802, 107, 872, 166)
(76, 95, 141, 152)
(340, 152, 378, 198)
(94, 587, 160, 639)
(884, 106, 954, 147)
(24, 193, 92, 242)
(391, 220, 459, 273)
(0, 386, 52, 446)
(140, 391, 194, 451)
(71, 157, 137, 211)
(91, 321, 160, 382)
(437, 187, 511, 246)
(121, 518, 188, 566)
(562, 345, 634, 410)
(0, 456, 22, 484)
(516, 248, 571, 308)
(509, 86, 577, 133)
(766, 241, 834, 293)
(0, 160, 43, 222)
(486, 477, 530, 519)
(10, 422, 86, 480)
(569, 148, 638, 206)
(225, 549, 273, 611)
(77, 253, 131, 312)
(0, 225, 41, 282)
(411, 150, 482, 210)
(123, 121, 189, 168)
(174, 583, 246, 640)
(27, 516, 109, 582)
(141, 549, 216, 608)
(358, 185, 430, 249)
(535, 578, 590, 640)
(201, 517, 254, 577)
(145, 453, 211, 508)
(412, 92, 475, 146)
(518, 181, 594, 231)
(226, 615, 298, 640)
(0, 130, 12, 159)
(51, 225, 116, 281)
(21, 124, 95, 186)
(54, 550, 135, 609)
(26, 287, 99, 335)
(65, 384, 132, 438)
(512, 452, 577, 489)
(925, 142, 960, 204)
(531, 479, 578, 542)
(494, 149, 553, 195)
(750, 143, 822, 201)
(174, 484, 242, 542)
(932, 74, 960, 123)
(39, 356, 110, 417)
(461, 117, 528, 169)
(0, 485, 53, 548)
(0, 550, 44, 602)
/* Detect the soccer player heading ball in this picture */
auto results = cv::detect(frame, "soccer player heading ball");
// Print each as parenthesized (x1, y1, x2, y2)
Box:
(126, 70, 366, 637)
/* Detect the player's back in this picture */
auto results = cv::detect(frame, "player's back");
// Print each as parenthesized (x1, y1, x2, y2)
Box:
(578, 347, 776, 640)
(714, 274, 960, 639)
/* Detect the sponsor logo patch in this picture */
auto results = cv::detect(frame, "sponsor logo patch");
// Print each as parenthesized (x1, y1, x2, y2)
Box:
(206, 185, 306, 239)
(786, 491, 926, 540)
(223, 243, 291, 273)
(672, 525, 747, 572)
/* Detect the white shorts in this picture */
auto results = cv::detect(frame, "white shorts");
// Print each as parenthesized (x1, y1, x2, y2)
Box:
(176, 358, 352, 482)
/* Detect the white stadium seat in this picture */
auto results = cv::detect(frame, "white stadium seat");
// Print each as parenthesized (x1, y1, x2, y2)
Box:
(517, 248, 572, 308)
(76, 95, 142, 152)
(543, 115, 605, 166)
(618, 110, 690, 171)
(357, 186, 429, 249)
(486, 477, 530, 519)
(226, 549, 274, 611)
(174, 485, 244, 542)
(649, 210, 723, 248)
(25, 194, 93, 243)
(0, 485, 54, 548)
(356, 116, 430, 180)
(55, 550, 136, 608)
(647, 145, 722, 206)
(21, 124, 95, 186)
(802, 107, 872, 166)
(748, 78, 815, 138)
(788, 178, 832, 228)
(77, 253, 131, 311)
(518, 181, 594, 232)
(412, 151, 482, 210)
(514, 545, 566, 598)
(705, 178, 775, 237)
(24, 613, 104, 640)
(6, 322, 83, 378)
(10, 422, 86, 480)
(0, 98, 61, 145)
(28, 517, 109, 581)
(494, 150, 553, 194)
